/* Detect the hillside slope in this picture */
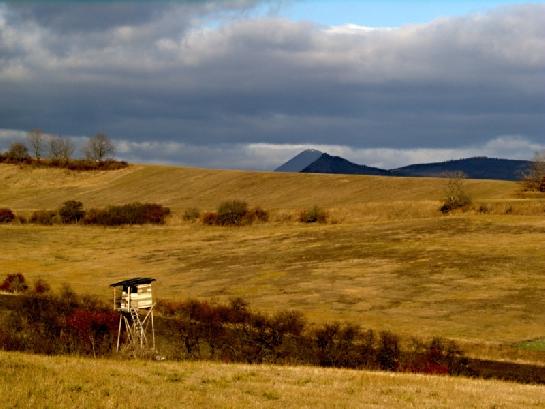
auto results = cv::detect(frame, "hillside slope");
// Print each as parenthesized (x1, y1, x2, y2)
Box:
(393, 157, 532, 180)
(2, 351, 544, 409)
(0, 163, 518, 212)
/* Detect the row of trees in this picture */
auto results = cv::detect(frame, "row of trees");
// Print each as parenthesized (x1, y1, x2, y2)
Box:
(5, 130, 115, 163)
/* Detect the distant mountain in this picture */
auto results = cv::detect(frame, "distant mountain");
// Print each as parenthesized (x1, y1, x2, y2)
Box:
(275, 149, 323, 172)
(301, 153, 390, 176)
(276, 151, 532, 181)
(393, 157, 531, 181)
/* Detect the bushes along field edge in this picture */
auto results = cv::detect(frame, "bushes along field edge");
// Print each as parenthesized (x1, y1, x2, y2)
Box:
(0, 273, 470, 377)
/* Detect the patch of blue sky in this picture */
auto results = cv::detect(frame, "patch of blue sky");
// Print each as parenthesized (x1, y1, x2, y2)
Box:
(274, 0, 542, 27)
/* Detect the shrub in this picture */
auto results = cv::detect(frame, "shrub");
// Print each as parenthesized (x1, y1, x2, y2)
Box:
(201, 211, 218, 225)
(540, 176, 545, 193)
(299, 205, 327, 223)
(83, 203, 170, 225)
(30, 210, 58, 225)
(247, 206, 269, 223)
(0, 273, 29, 293)
(14, 215, 27, 224)
(0, 208, 15, 223)
(403, 337, 467, 375)
(201, 203, 268, 226)
(377, 331, 400, 371)
(6, 142, 30, 162)
(183, 207, 200, 222)
(521, 151, 545, 192)
(65, 309, 118, 357)
(33, 278, 51, 294)
(58, 200, 85, 223)
(440, 172, 472, 214)
(477, 203, 490, 214)
(81, 208, 100, 225)
(217, 200, 248, 226)
(65, 159, 128, 171)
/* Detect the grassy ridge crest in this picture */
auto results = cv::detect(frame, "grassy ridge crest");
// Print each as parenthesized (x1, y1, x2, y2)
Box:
(0, 163, 518, 212)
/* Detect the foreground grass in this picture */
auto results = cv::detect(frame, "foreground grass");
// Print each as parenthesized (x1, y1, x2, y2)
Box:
(1, 351, 545, 409)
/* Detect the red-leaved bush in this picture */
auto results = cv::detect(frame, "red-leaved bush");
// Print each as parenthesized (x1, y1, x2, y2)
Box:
(0, 208, 15, 223)
(0, 273, 28, 293)
(66, 309, 119, 357)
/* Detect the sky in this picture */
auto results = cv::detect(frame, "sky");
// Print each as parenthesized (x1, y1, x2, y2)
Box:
(0, 0, 544, 170)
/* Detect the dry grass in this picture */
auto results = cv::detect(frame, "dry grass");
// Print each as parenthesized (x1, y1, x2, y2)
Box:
(0, 163, 518, 213)
(1, 351, 545, 409)
(2, 163, 545, 361)
(3, 216, 545, 348)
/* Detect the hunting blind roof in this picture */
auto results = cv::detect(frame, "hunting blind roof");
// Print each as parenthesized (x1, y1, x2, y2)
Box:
(110, 277, 156, 288)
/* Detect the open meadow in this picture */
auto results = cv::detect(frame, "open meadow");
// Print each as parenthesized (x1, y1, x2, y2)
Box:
(2, 350, 545, 409)
(2, 164, 545, 361)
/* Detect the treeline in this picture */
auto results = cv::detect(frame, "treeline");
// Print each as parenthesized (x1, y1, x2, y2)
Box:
(0, 201, 170, 226)
(0, 130, 127, 171)
(0, 274, 470, 376)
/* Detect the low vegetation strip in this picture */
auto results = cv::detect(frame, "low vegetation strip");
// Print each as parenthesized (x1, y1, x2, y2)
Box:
(1, 351, 545, 409)
(2, 201, 172, 226)
(3, 280, 545, 385)
(0, 281, 469, 377)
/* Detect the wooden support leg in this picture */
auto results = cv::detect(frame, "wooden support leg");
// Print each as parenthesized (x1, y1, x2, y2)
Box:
(116, 314, 122, 352)
(151, 310, 155, 351)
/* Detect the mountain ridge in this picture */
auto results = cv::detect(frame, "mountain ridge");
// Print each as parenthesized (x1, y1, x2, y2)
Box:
(275, 149, 323, 172)
(278, 152, 531, 181)
(301, 153, 390, 176)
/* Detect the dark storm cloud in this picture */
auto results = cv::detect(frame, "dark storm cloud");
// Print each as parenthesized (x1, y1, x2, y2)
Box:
(0, 2, 543, 168)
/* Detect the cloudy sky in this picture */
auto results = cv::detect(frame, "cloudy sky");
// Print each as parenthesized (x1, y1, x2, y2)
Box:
(0, 0, 544, 170)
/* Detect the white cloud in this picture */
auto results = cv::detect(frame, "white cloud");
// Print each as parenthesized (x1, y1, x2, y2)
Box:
(2, 128, 542, 170)
(0, 3, 543, 166)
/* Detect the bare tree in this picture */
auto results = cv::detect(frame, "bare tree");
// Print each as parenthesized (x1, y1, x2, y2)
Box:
(6, 142, 30, 162)
(84, 133, 115, 162)
(521, 151, 545, 192)
(27, 129, 44, 161)
(440, 171, 472, 213)
(49, 136, 75, 163)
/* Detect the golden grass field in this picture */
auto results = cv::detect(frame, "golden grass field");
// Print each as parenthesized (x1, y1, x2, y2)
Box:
(0, 163, 518, 212)
(2, 163, 545, 360)
(2, 350, 545, 409)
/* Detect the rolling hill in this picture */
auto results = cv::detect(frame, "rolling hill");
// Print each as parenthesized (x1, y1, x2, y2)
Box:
(0, 163, 517, 212)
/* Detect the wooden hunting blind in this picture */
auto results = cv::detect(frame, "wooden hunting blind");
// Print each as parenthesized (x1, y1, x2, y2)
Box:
(110, 277, 156, 353)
